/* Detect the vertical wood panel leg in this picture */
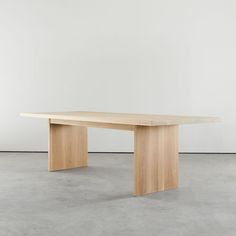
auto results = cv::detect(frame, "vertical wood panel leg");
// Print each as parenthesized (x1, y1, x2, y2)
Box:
(134, 125, 179, 196)
(49, 122, 88, 171)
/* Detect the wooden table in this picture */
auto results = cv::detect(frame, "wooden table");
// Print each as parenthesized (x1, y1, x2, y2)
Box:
(21, 111, 219, 196)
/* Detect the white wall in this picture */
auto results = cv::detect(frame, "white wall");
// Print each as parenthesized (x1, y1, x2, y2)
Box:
(0, 0, 235, 152)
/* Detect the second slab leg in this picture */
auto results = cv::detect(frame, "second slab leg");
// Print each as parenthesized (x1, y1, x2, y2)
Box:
(134, 125, 179, 196)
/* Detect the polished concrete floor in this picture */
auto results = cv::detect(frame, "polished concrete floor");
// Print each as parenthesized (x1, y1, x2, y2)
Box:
(0, 153, 236, 236)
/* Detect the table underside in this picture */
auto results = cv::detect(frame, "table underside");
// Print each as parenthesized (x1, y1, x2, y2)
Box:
(49, 119, 179, 196)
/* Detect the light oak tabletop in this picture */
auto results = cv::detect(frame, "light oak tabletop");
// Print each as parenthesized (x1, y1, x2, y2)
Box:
(21, 111, 220, 126)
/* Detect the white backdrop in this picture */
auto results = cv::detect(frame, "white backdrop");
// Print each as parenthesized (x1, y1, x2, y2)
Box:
(0, 0, 234, 152)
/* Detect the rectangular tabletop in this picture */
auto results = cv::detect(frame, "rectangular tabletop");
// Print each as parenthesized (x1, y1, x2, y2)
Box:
(21, 111, 219, 126)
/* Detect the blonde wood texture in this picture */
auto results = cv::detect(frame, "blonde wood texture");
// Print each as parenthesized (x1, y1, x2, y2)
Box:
(21, 111, 220, 196)
(50, 119, 134, 131)
(134, 125, 179, 196)
(49, 121, 88, 171)
(21, 111, 220, 127)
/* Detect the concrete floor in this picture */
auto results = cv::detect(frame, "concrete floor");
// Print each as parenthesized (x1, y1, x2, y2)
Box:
(0, 153, 236, 236)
